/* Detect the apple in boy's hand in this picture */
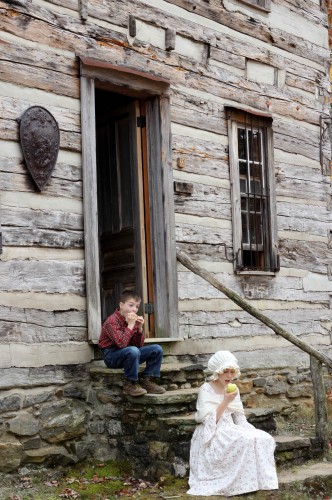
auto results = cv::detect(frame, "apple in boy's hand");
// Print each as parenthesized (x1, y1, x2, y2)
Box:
(226, 383, 238, 393)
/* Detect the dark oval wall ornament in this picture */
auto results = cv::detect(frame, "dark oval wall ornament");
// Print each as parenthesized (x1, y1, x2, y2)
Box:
(20, 106, 60, 191)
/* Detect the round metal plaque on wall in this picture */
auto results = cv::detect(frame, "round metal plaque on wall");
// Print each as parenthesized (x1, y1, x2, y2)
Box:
(20, 106, 60, 191)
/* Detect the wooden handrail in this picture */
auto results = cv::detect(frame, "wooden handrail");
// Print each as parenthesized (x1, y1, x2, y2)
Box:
(177, 249, 331, 450)
(177, 249, 332, 369)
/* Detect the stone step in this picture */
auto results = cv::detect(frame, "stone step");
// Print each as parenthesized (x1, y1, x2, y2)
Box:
(158, 407, 277, 437)
(89, 361, 206, 391)
(124, 388, 199, 416)
(274, 434, 323, 466)
(152, 415, 322, 466)
(121, 409, 320, 478)
(278, 460, 332, 485)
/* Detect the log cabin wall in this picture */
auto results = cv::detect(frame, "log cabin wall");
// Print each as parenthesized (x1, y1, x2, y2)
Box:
(0, 0, 331, 374)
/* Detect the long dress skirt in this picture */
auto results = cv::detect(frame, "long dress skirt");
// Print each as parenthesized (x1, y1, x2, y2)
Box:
(187, 405, 278, 496)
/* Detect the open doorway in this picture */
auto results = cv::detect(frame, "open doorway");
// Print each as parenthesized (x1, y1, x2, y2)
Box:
(95, 89, 154, 336)
(80, 58, 178, 342)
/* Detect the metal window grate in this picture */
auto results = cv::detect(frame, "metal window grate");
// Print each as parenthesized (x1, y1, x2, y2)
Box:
(237, 113, 272, 271)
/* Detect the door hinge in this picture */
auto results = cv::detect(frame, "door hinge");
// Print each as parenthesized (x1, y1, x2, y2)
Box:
(136, 116, 146, 128)
(144, 302, 154, 314)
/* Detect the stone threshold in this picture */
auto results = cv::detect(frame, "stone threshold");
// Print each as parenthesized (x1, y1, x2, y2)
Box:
(145, 337, 184, 343)
(278, 461, 332, 484)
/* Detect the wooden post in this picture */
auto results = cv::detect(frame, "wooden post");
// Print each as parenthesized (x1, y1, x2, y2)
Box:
(128, 15, 136, 38)
(176, 249, 332, 369)
(80, 0, 88, 21)
(310, 356, 329, 451)
(165, 29, 176, 51)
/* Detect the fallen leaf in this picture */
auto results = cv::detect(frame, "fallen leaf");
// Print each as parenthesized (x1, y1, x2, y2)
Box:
(59, 487, 80, 498)
(45, 480, 60, 487)
(66, 477, 79, 484)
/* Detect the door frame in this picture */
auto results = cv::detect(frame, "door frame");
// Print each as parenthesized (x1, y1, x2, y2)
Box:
(80, 56, 178, 342)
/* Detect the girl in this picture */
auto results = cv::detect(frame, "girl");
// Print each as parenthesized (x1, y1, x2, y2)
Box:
(187, 351, 278, 496)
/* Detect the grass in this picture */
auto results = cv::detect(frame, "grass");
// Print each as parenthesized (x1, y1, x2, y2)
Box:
(0, 458, 331, 500)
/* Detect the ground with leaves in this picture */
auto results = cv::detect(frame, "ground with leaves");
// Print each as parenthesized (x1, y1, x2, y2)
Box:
(0, 460, 331, 500)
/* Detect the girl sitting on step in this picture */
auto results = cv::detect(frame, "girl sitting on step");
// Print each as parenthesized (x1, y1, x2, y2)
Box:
(187, 350, 279, 497)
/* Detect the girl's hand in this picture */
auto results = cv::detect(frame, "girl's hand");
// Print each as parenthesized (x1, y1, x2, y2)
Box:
(223, 389, 238, 405)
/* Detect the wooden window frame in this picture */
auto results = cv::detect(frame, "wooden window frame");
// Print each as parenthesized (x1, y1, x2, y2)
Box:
(80, 56, 179, 341)
(227, 107, 279, 274)
(238, 0, 271, 13)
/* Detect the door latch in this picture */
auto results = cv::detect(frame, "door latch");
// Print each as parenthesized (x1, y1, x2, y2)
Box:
(144, 302, 154, 314)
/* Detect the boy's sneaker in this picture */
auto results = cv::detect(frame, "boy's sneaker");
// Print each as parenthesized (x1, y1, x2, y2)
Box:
(139, 377, 166, 394)
(123, 379, 147, 397)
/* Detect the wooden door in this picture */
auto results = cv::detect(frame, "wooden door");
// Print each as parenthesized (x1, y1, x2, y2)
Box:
(95, 92, 154, 335)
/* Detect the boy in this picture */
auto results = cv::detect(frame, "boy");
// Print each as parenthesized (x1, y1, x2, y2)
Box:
(98, 290, 166, 396)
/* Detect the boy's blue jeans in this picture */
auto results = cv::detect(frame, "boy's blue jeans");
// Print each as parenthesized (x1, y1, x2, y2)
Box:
(102, 344, 163, 382)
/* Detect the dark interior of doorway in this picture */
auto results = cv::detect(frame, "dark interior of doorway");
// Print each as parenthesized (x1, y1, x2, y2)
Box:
(95, 88, 140, 321)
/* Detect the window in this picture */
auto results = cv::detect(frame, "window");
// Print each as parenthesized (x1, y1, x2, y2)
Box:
(238, 0, 271, 12)
(227, 108, 279, 273)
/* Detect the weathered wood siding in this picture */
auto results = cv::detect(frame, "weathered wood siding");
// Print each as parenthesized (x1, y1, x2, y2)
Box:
(0, 0, 331, 369)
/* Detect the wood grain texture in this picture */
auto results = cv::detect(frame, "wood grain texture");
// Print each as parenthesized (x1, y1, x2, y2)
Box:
(0, 0, 330, 364)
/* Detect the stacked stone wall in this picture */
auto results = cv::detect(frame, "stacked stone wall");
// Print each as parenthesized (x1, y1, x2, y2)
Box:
(0, 362, 331, 474)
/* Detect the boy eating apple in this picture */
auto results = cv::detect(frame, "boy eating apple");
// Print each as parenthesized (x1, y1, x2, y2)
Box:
(98, 290, 166, 396)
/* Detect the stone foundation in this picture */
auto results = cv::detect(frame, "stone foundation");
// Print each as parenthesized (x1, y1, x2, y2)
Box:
(0, 361, 331, 475)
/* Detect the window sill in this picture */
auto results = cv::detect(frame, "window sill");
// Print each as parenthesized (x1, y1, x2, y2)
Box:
(235, 270, 277, 276)
(89, 337, 184, 345)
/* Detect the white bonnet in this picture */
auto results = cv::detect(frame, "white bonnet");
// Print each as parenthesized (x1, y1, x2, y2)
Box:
(205, 351, 240, 379)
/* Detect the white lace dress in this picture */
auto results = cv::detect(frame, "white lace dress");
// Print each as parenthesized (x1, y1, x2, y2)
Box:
(187, 382, 278, 497)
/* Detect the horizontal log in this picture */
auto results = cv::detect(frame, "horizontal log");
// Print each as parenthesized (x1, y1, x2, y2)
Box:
(0, 170, 83, 199)
(177, 269, 330, 303)
(0, 60, 79, 98)
(277, 215, 331, 237)
(175, 223, 233, 245)
(179, 306, 331, 326)
(278, 0, 326, 26)
(0, 37, 78, 76)
(176, 241, 234, 263)
(0, 261, 85, 294)
(278, 238, 329, 274)
(0, 304, 86, 325)
(276, 177, 327, 202)
(0, 322, 87, 343)
(1, 206, 83, 230)
(174, 182, 231, 219)
(3, 228, 83, 248)
(0, 157, 82, 182)
(171, 95, 228, 136)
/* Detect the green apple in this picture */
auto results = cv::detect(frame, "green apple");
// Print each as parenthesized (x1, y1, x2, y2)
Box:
(226, 383, 238, 393)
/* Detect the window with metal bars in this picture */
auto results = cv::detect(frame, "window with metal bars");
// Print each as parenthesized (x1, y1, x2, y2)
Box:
(227, 108, 279, 273)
